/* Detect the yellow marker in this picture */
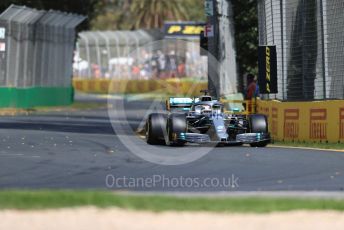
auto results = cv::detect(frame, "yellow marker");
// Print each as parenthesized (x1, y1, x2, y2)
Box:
(168, 26, 182, 34)
(182, 26, 204, 35)
(266, 47, 271, 82)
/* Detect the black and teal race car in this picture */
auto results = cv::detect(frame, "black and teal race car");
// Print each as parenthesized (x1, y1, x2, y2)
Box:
(145, 92, 270, 147)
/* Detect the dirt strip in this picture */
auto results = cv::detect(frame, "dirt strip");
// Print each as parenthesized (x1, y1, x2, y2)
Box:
(1, 208, 344, 230)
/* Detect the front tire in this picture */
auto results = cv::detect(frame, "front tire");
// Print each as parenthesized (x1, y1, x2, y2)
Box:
(166, 113, 187, 146)
(249, 114, 269, 147)
(146, 113, 167, 145)
(249, 114, 268, 133)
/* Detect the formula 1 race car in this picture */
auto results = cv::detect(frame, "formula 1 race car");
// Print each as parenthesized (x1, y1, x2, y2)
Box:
(145, 91, 270, 147)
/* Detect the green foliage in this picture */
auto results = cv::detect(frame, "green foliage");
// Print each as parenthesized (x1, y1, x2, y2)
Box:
(91, 0, 205, 30)
(130, 0, 187, 29)
(179, 0, 206, 22)
(91, 0, 133, 30)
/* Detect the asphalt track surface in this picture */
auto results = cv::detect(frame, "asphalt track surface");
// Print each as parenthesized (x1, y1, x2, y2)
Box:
(0, 94, 344, 192)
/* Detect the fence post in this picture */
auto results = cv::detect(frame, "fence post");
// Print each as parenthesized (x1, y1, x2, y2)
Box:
(319, 0, 327, 99)
(280, 0, 285, 100)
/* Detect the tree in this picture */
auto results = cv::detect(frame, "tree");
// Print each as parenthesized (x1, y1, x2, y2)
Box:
(130, 0, 188, 29)
(91, 0, 133, 30)
(91, 0, 205, 30)
(183, 0, 206, 22)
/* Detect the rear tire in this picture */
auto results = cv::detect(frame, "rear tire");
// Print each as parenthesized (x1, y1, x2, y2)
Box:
(249, 114, 269, 148)
(146, 113, 167, 145)
(166, 113, 187, 146)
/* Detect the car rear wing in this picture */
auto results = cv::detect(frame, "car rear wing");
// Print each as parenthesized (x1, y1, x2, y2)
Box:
(166, 97, 194, 111)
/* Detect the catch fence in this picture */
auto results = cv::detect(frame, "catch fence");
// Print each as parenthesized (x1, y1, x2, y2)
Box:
(258, 0, 344, 100)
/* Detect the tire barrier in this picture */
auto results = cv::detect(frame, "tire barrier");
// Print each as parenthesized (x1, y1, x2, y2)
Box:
(73, 78, 208, 97)
(257, 99, 344, 143)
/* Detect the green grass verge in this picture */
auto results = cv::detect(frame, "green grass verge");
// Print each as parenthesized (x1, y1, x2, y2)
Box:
(0, 102, 107, 116)
(33, 102, 107, 111)
(1, 191, 344, 213)
(272, 141, 344, 150)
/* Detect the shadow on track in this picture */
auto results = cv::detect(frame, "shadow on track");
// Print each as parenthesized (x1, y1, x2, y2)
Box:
(0, 120, 116, 135)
